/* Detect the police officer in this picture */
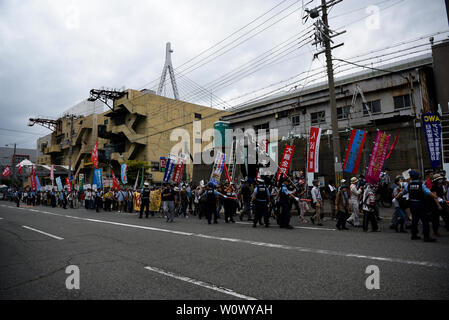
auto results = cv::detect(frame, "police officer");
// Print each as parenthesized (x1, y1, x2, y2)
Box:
(140, 182, 151, 219)
(403, 170, 439, 242)
(203, 182, 225, 225)
(251, 178, 271, 228)
(223, 183, 237, 223)
(278, 177, 299, 229)
(15, 189, 22, 207)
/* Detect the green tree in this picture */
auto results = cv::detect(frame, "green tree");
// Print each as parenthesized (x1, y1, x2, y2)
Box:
(124, 160, 150, 187)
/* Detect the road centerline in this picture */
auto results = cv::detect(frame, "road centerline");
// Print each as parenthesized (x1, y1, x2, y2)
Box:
(144, 266, 258, 300)
(22, 225, 64, 240)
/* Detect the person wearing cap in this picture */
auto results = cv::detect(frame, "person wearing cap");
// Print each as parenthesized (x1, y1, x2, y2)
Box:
(347, 177, 363, 227)
(278, 177, 299, 229)
(335, 184, 350, 230)
(311, 180, 323, 226)
(430, 174, 449, 236)
(201, 182, 225, 224)
(361, 183, 379, 232)
(251, 178, 271, 228)
(139, 182, 151, 219)
(402, 170, 439, 242)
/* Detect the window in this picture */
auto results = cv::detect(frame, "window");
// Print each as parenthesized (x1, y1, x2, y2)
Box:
(104, 119, 108, 125)
(151, 161, 160, 172)
(291, 115, 300, 126)
(363, 100, 381, 116)
(337, 106, 350, 120)
(311, 111, 326, 125)
(194, 113, 202, 119)
(393, 94, 411, 110)
(276, 110, 290, 119)
(254, 123, 269, 134)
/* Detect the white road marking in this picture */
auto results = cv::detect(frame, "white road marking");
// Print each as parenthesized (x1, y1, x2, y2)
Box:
(22, 226, 64, 240)
(3, 205, 447, 269)
(235, 221, 336, 231)
(145, 266, 257, 300)
(0, 217, 3, 220)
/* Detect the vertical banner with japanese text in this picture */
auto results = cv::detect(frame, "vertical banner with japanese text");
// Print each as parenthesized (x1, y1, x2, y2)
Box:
(210, 151, 226, 187)
(366, 131, 391, 184)
(276, 145, 295, 182)
(422, 112, 442, 169)
(307, 127, 322, 173)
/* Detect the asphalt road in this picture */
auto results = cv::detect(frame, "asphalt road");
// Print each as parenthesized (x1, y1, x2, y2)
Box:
(0, 201, 448, 300)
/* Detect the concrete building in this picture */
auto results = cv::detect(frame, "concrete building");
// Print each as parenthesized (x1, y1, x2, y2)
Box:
(221, 53, 438, 183)
(36, 113, 109, 183)
(102, 89, 230, 183)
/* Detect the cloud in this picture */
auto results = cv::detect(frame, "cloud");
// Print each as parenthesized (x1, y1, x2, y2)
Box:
(0, 0, 446, 149)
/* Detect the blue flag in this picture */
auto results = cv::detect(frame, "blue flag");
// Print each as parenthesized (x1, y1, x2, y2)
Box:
(93, 169, 103, 189)
(56, 177, 63, 191)
(121, 163, 128, 184)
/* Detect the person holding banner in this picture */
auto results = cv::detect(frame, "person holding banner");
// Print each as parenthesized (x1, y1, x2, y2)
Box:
(223, 183, 237, 224)
(251, 178, 271, 228)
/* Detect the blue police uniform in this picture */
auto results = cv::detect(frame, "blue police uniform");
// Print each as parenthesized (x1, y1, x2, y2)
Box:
(279, 184, 293, 229)
(252, 183, 271, 227)
(403, 178, 434, 241)
(204, 188, 220, 224)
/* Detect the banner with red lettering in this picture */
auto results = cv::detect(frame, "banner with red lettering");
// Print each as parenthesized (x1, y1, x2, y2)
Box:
(2, 165, 10, 178)
(65, 177, 72, 192)
(276, 145, 295, 182)
(50, 164, 54, 180)
(91, 141, 99, 169)
(172, 155, 186, 183)
(307, 127, 322, 173)
(30, 166, 37, 190)
(366, 131, 391, 184)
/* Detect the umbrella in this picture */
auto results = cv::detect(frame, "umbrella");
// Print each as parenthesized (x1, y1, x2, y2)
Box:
(16, 159, 34, 167)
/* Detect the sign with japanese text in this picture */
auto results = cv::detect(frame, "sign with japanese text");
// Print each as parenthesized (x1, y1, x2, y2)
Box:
(307, 127, 322, 173)
(366, 131, 391, 184)
(422, 112, 442, 168)
(276, 145, 295, 182)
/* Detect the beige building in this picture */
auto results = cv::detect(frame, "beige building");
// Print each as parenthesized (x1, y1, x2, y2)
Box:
(36, 89, 229, 185)
(102, 89, 230, 183)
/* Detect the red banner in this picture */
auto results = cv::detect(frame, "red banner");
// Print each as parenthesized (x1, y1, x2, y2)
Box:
(65, 177, 72, 193)
(112, 170, 120, 191)
(2, 165, 10, 178)
(50, 164, 54, 180)
(172, 156, 186, 183)
(386, 129, 400, 160)
(18, 165, 22, 175)
(91, 141, 99, 169)
(223, 163, 232, 184)
(308, 127, 322, 173)
(276, 145, 295, 182)
(30, 166, 37, 191)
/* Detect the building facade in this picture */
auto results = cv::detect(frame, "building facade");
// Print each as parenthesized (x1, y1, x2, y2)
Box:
(221, 54, 438, 184)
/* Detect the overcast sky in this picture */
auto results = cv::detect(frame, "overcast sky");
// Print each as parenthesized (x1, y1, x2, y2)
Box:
(0, 0, 447, 149)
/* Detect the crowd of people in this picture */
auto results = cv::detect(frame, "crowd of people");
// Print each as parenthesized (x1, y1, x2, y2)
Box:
(9, 168, 449, 242)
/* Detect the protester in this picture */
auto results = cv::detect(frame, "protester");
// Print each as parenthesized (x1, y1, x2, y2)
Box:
(335, 184, 349, 231)
(311, 180, 323, 226)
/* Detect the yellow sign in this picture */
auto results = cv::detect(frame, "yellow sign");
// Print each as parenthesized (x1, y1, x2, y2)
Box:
(150, 189, 161, 212)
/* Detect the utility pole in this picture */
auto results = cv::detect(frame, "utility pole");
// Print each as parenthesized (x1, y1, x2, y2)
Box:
(68, 115, 74, 181)
(310, 0, 345, 185)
